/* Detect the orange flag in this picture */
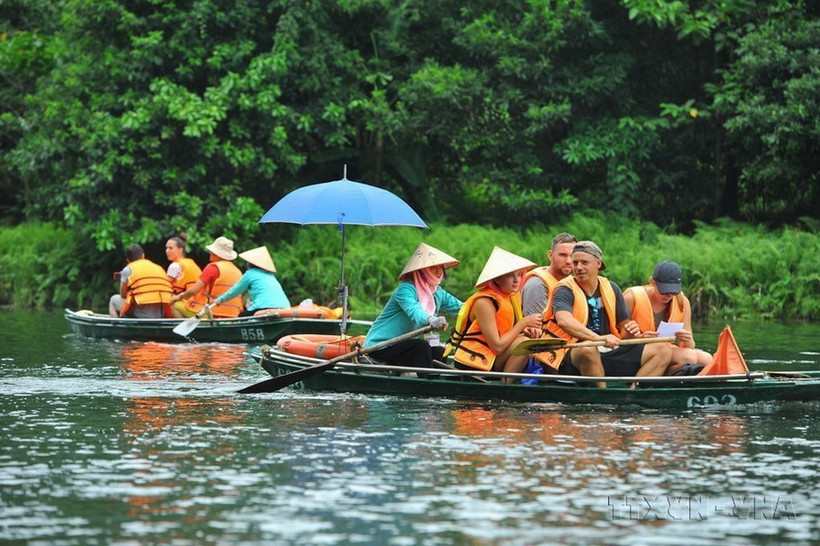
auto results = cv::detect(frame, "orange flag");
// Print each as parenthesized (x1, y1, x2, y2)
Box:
(698, 325, 750, 375)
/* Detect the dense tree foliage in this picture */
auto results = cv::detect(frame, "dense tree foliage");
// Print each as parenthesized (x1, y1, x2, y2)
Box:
(1, 0, 817, 254)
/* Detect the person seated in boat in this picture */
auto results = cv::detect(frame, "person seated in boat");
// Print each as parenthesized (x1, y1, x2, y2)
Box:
(541, 241, 672, 388)
(363, 243, 463, 370)
(169, 236, 244, 319)
(108, 244, 174, 318)
(211, 246, 291, 317)
(165, 234, 202, 295)
(447, 246, 542, 381)
(522, 232, 577, 315)
(624, 260, 713, 375)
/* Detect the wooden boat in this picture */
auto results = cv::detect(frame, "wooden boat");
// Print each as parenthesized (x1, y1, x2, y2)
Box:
(64, 308, 371, 343)
(251, 345, 820, 409)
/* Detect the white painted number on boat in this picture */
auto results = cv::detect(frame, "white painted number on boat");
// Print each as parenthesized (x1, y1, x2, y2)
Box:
(686, 394, 738, 407)
(240, 328, 265, 341)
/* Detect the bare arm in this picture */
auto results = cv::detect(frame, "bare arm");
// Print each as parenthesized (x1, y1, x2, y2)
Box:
(171, 279, 205, 302)
(473, 299, 540, 354)
(556, 310, 619, 348)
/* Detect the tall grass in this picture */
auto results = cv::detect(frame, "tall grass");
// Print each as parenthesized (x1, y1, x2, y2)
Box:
(2, 216, 817, 320)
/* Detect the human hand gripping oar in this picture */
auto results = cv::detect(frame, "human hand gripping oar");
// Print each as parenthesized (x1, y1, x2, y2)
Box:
(172, 304, 214, 337)
(237, 325, 434, 394)
(511, 336, 676, 356)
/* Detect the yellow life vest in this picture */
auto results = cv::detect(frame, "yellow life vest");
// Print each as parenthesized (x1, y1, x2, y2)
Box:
(186, 260, 244, 318)
(538, 276, 620, 369)
(171, 257, 202, 294)
(446, 287, 523, 371)
(523, 266, 559, 295)
(121, 258, 173, 317)
(625, 285, 686, 332)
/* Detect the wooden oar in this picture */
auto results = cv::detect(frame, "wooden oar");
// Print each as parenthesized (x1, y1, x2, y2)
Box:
(511, 336, 676, 355)
(172, 304, 213, 337)
(237, 325, 434, 394)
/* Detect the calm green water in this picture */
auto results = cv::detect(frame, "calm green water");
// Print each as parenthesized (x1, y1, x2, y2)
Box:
(1, 310, 819, 545)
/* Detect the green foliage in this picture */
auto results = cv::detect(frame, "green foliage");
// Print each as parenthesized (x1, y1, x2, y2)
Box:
(265, 215, 819, 320)
(0, 222, 111, 309)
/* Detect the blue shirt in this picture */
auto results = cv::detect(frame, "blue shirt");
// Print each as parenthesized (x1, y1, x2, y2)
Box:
(214, 267, 290, 311)
(364, 281, 463, 347)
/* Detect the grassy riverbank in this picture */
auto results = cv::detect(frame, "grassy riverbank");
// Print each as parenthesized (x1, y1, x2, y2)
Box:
(1, 214, 817, 320)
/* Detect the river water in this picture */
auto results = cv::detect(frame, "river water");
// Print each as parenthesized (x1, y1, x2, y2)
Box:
(1, 310, 819, 545)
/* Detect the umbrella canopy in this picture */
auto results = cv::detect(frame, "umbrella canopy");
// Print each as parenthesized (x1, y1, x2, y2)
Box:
(259, 168, 428, 329)
(259, 176, 427, 228)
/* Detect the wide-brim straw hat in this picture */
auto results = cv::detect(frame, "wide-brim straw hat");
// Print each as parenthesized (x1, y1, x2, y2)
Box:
(398, 242, 460, 280)
(239, 246, 276, 273)
(206, 236, 238, 261)
(474, 246, 536, 287)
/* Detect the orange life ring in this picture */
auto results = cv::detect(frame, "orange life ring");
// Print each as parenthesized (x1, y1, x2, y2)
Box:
(254, 305, 343, 319)
(277, 334, 366, 360)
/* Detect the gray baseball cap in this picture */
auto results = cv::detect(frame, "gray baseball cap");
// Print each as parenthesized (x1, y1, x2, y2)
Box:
(652, 261, 682, 294)
(572, 241, 606, 271)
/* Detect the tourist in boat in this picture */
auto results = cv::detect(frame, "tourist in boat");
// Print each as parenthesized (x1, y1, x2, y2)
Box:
(363, 243, 463, 369)
(211, 246, 290, 316)
(109, 244, 174, 318)
(169, 236, 244, 318)
(522, 232, 577, 315)
(542, 241, 672, 387)
(447, 246, 542, 380)
(165, 234, 202, 295)
(624, 260, 713, 375)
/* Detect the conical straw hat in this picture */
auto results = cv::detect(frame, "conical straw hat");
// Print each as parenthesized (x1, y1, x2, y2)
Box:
(398, 242, 460, 279)
(474, 246, 536, 287)
(238, 246, 276, 273)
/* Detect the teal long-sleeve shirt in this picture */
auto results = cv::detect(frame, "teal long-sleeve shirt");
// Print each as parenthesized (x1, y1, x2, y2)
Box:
(214, 267, 290, 311)
(363, 281, 463, 347)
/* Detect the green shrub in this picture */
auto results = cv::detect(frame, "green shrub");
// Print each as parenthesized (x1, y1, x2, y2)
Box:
(1, 215, 817, 320)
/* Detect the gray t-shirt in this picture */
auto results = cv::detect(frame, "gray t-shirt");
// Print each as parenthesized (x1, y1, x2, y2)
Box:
(522, 276, 549, 316)
(551, 280, 629, 335)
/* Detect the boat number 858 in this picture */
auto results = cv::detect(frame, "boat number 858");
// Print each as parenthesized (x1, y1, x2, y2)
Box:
(686, 394, 737, 407)
(240, 328, 265, 341)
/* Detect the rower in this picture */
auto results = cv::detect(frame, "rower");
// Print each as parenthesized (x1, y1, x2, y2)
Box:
(541, 241, 672, 387)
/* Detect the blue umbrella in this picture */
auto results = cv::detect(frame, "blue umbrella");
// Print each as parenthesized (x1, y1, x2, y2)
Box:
(260, 167, 428, 328)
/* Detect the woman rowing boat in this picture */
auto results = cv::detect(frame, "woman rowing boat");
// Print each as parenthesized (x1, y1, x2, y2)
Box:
(363, 243, 462, 369)
(447, 246, 541, 381)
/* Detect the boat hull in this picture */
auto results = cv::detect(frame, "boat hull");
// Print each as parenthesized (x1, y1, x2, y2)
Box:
(64, 308, 358, 343)
(256, 350, 820, 409)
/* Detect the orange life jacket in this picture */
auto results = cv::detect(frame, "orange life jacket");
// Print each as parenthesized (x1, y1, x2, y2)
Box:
(523, 266, 560, 296)
(538, 276, 620, 369)
(186, 260, 243, 318)
(171, 257, 202, 294)
(120, 259, 173, 317)
(446, 287, 523, 371)
(625, 285, 686, 332)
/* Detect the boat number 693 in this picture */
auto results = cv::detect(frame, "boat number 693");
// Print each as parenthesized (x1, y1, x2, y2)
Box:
(240, 328, 265, 341)
(686, 394, 737, 407)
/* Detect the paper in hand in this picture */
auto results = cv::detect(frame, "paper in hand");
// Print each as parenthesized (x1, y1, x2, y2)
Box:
(657, 321, 684, 338)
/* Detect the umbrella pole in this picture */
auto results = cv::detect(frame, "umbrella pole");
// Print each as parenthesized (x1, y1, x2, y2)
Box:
(339, 225, 348, 335)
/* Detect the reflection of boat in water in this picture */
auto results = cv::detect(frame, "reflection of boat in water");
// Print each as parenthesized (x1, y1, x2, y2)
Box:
(65, 308, 371, 343)
(120, 341, 246, 378)
(252, 346, 820, 409)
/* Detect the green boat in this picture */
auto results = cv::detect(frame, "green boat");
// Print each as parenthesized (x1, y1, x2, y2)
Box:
(64, 308, 371, 343)
(251, 346, 820, 409)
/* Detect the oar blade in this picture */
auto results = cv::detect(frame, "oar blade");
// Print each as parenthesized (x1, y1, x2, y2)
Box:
(172, 317, 200, 337)
(511, 337, 567, 356)
(237, 360, 338, 393)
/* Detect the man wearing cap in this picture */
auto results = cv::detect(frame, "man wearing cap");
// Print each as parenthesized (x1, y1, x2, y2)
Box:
(210, 246, 290, 316)
(542, 241, 672, 387)
(170, 236, 244, 318)
(522, 232, 577, 316)
(364, 243, 463, 370)
(624, 261, 713, 375)
(109, 243, 174, 318)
